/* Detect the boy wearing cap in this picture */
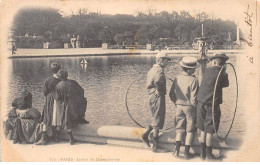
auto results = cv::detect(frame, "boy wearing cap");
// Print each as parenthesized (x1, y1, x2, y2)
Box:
(197, 53, 229, 160)
(141, 52, 171, 152)
(169, 57, 199, 159)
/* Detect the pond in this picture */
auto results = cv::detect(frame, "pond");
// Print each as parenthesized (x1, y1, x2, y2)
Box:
(8, 54, 245, 139)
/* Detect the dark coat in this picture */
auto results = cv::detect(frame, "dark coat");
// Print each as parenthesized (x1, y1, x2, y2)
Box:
(196, 66, 229, 133)
(5, 95, 41, 143)
(55, 79, 87, 129)
(197, 66, 229, 105)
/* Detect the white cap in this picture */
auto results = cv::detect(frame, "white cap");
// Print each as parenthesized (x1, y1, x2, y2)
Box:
(156, 52, 171, 61)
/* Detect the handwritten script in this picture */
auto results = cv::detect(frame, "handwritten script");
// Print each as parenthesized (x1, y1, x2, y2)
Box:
(240, 5, 253, 47)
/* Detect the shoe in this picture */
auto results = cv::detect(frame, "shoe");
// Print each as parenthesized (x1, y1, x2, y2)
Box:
(80, 118, 90, 124)
(141, 134, 150, 148)
(173, 150, 179, 157)
(36, 138, 48, 145)
(52, 129, 59, 143)
(152, 146, 170, 153)
(70, 138, 76, 145)
(13, 139, 22, 144)
(206, 153, 219, 160)
(54, 135, 59, 143)
(36, 131, 48, 145)
(67, 131, 76, 145)
(184, 152, 192, 160)
(206, 146, 219, 160)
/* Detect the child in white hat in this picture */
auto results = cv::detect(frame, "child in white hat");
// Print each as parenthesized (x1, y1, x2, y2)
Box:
(169, 56, 199, 159)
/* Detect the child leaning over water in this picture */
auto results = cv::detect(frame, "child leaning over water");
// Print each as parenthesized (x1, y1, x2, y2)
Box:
(169, 57, 199, 159)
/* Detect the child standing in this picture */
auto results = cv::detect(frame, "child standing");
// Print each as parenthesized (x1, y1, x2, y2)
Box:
(169, 57, 199, 159)
(142, 52, 171, 153)
(196, 53, 229, 160)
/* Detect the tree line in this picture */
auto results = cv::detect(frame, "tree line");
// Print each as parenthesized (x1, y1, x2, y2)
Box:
(12, 8, 237, 48)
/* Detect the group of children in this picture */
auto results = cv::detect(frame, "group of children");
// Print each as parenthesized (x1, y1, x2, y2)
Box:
(142, 52, 229, 160)
(4, 63, 88, 145)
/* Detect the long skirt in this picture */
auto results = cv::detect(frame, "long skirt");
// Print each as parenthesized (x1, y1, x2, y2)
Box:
(5, 118, 42, 143)
(43, 94, 55, 127)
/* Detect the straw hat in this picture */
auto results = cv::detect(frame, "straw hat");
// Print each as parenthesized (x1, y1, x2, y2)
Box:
(179, 57, 199, 68)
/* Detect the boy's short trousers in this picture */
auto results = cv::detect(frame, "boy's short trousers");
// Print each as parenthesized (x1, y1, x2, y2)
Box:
(175, 105, 197, 134)
(149, 94, 166, 130)
(196, 102, 221, 134)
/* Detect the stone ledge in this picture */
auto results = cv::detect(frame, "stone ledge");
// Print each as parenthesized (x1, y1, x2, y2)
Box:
(58, 124, 242, 153)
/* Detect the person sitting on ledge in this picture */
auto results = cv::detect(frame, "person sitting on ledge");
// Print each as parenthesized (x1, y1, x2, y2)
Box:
(54, 69, 88, 145)
(4, 90, 41, 144)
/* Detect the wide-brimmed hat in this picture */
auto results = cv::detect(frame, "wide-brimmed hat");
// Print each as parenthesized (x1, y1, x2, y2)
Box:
(209, 53, 229, 61)
(156, 52, 171, 61)
(179, 57, 199, 68)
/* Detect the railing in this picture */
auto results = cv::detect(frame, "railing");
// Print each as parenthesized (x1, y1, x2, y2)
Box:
(108, 44, 244, 50)
(166, 45, 192, 50)
(213, 45, 244, 50)
(108, 45, 146, 49)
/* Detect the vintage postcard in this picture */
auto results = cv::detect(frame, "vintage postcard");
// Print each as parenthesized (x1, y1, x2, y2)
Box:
(0, 0, 259, 162)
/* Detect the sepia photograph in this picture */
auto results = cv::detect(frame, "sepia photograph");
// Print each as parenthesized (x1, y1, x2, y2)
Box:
(0, 0, 259, 162)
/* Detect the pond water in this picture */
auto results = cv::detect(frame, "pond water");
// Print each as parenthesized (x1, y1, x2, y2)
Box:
(8, 54, 245, 139)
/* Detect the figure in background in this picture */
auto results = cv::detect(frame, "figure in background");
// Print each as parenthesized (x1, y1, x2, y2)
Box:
(4, 90, 41, 144)
(12, 43, 16, 55)
(54, 69, 88, 145)
(197, 53, 229, 160)
(36, 62, 61, 145)
(169, 57, 199, 159)
(141, 52, 171, 153)
(198, 40, 207, 59)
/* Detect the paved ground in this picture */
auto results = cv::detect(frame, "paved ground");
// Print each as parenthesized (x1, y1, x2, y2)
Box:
(8, 48, 244, 58)
(1, 138, 240, 162)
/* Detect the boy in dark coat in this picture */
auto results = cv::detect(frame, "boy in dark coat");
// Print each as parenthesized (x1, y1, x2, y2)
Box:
(196, 53, 229, 160)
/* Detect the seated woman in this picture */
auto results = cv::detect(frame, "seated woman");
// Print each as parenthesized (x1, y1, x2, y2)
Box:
(54, 69, 88, 145)
(4, 90, 41, 144)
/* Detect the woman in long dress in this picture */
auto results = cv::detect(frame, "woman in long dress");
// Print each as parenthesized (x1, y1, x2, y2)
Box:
(36, 62, 61, 145)
(54, 69, 87, 145)
(4, 90, 41, 144)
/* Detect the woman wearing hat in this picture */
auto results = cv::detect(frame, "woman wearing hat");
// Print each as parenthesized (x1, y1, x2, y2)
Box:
(169, 57, 199, 159)
(36, 62, 61, 145)
(196, 53, 229, 160)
